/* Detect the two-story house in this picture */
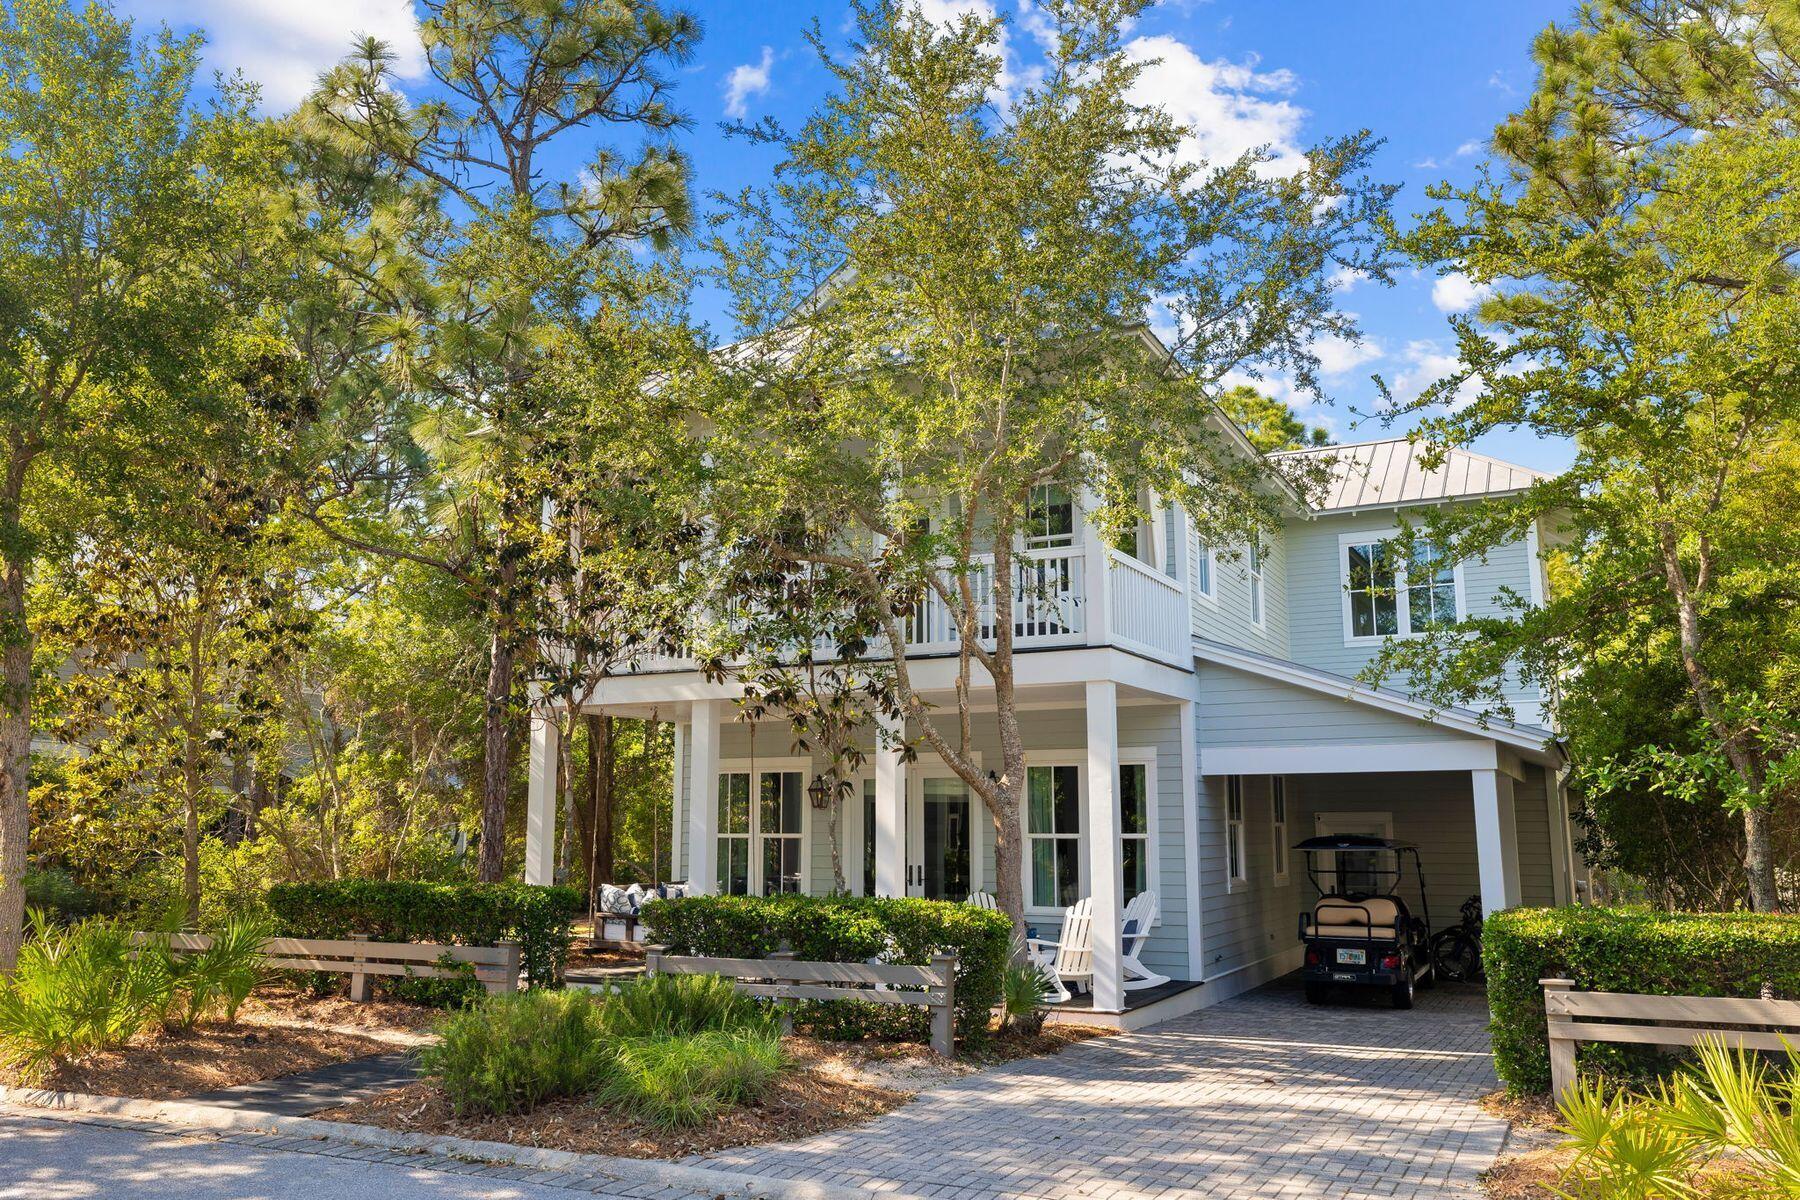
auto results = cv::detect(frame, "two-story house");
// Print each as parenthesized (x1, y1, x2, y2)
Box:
(521, 432, 1579, 1027)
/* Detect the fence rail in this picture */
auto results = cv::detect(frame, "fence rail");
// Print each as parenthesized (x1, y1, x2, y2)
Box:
(133, 931, 522, 1001)
(646, 946, 958, 1056)
(1541, 977, 1800, 1096)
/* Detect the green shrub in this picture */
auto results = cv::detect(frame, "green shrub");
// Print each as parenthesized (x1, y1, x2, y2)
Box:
(420, 990, 610, 1116)
(266, 880, 581, 993)
(599, 973, 773, 1039)
(597, 1029, 785, 1127)
(0, 912, 172, 1078)
(153, 915, 271, 1026)
(640, 894, 1011, 1043)
(388, 953, 485, 1010)
(1484, 906, 1800, 1094)
(23, 868, 103, 922)
(1000, 953, 1052, 1038)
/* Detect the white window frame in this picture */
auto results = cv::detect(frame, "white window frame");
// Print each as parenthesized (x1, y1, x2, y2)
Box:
(1225, 775, 1248, 892)
(1025, 483, 1076, 550)
(1119, 749, 1160, 912)
(717, 757, 812, 896)
(1271, 776, 1290, 887)
(1337, 529, 1467, 647)
(1247, 541, 1266, 630)
(1023, 754, 1086, 917)
(1192, 536, 1217, 603)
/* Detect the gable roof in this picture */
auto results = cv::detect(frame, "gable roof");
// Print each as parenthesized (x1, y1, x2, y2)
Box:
(1272, 438, 1549, 514)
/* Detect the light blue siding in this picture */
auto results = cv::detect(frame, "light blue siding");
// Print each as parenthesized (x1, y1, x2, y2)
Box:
(1190, 526, 1289, 659)
(1197, 662, 1495, 749)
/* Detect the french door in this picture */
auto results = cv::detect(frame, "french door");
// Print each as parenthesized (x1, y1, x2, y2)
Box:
(907, 777, 973, 901)
(717, 769, 804, 896)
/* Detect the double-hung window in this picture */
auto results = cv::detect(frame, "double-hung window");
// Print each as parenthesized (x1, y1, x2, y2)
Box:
(1193, 539, 1216, 601)
(1247, 541, 1265, 629)
(1026, 764, 1082, 909)
(1271, 777, 1290, 886)
(1225, 776, 1247, 889)
(1342, 534, 1460, 642)
(1025, 484, 1075, 549)
(1120, 762, 1150, 902)
(716, 769, 804, 896)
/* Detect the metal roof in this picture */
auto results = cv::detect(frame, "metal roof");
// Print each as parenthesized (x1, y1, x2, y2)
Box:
(1272, 438, 1549, 513)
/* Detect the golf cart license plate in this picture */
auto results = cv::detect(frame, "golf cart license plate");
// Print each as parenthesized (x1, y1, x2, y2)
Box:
(1336, 948, 1367, 966)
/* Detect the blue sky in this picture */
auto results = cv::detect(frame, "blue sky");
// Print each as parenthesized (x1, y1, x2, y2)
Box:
(119, 0, 1576, 473)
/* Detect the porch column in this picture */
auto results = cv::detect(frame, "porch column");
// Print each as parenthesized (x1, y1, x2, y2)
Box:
(524, 712, 559, 886)
(1079, 485, 1112, 647)
(1472, 768, 1522, 912)
(874, 712, 906, 896)
(686, 700, 723, 895)
(670, 722, 687, 884)
(1086, 680, 1123, 1013)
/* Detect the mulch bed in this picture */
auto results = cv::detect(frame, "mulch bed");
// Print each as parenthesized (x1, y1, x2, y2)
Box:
(0, 986, 439, 1101)
(318, 1025, 1113, 1159)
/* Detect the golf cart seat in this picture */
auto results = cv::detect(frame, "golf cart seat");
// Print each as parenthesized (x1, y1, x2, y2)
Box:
(1303, 896, 1403, 940)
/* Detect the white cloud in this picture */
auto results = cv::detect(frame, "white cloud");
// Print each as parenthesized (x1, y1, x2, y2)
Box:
(1390, 339, 1481, 412)
(723, 46, 774, 119)
(1123, 36, 1308, 176)
(124, 0, 425, 110)
(1431, 271, 1493, 314)
(1312, 330, 1383, 377)
(1326, 265, 1362, 294)
(1455, 138, 1483, 158)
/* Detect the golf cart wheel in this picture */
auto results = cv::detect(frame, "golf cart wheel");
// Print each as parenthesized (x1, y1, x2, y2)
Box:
(1304, 982, 1330, 1005)
(1416, 961, 1437, 990)
(1391, 973, 1415, 1010)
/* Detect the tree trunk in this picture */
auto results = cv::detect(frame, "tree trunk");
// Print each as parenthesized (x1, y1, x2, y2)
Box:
(987, 534, 1029, 938)
(477, 614, 514, 883)
(1744, 804, 1780, 913)
(591, 714, 614, 886)
(0, 553, 31, 972)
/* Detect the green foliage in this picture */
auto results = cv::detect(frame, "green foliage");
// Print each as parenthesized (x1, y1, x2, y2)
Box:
(1484, 907, 1800, 1094)
(0, 913, 172, 1078)
(266, 880, 581, 991)
(150, 915, 272, 1027)
(388, 953, 485, 1010)
(21, 869, 102, 922)
(640, 894, 1010, 1043)
(421, 990, 612, 1116)
(1554, 1039, 1800, 1199)
(1213, 385, 1332, 454)
(1000, 949, 1053, 1038)
(599, 973, 773, 1040)
(596, 1029, 785, 1128)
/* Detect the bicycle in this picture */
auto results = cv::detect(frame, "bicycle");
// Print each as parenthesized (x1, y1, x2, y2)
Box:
(1428, 895, 1485, 983)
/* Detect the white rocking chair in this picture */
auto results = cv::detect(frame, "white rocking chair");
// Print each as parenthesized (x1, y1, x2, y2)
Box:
(1121, 891, 1170, 991)
(1026, 896, 1094, 1003)
(966, 891, 999, 910)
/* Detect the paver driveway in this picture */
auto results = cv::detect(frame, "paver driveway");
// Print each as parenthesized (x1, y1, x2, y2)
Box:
(693, 977, 1512, 1199)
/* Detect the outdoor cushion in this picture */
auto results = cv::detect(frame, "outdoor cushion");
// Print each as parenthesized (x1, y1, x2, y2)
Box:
(1121, 916, 1143, 955)
(623, 883, 645, 912)
(600, 883, 634, 914)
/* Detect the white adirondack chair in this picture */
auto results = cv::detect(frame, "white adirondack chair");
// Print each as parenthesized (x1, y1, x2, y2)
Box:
(1121, 891, 1170, 991)
(1026, 896, 1094, 1003)
(966, 891, 999, 910)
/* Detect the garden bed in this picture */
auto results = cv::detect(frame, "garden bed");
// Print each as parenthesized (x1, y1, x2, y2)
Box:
(0, 986, 433, 1100)
(318, 1027, 1109, 1158)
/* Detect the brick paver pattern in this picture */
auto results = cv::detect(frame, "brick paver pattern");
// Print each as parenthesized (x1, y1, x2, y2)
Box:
(692, 979, 1512, 1199)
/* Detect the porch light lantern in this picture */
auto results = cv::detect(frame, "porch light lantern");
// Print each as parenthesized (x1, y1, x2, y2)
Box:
(807, 773, 832, 810)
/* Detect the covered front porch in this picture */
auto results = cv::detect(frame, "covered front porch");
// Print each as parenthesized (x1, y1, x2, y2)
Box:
(523, 650, 1203, 1016)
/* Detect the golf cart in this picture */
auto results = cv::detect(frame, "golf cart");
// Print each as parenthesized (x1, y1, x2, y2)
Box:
(1294, 834, 1435, 1009)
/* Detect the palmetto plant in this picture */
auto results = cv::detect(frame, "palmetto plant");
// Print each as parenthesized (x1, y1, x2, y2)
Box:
(0, 911, 172, 1078)
(1556, 1037, 1800, 1198)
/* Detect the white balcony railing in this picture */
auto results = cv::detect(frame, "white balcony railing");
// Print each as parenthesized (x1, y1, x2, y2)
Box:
(904, 547, 1086, 653)
(1105, 547, 1188, 663)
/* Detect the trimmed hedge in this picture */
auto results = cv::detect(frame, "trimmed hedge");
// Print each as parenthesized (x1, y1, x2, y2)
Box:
(266, 881, 583, 990)
(1485, 905, 1800, 1093)
(639, 894, 1011, 1043)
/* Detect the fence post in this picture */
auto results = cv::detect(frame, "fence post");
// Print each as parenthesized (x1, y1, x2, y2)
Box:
(1541, 978, 1577, 1098)
(931, 953, 958, 1058)
(494, 940, 523, 995)
(768, 950, 797, 1036)
(348, 934, 370, 1003)
(645, 944, 666, 979)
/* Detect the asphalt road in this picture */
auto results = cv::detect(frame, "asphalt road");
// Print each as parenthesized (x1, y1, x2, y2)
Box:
(0, 1111, 651, 1200)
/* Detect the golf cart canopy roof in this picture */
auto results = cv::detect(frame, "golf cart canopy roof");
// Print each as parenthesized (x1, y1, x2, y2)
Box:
(1294, 834, 1417, 852)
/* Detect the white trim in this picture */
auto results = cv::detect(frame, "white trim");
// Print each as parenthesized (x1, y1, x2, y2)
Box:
(1224, 776, 1248, 893)
(1022, 752, 1085, 919)
(1178, 700, 1203, 977)
(906, 753, 984, 900)
(1270, 776, 1291, 887)
(1119, 745, 1160, 918)
(670, 722, 687, 884)
(1202, 739, 1503, 776)
(1246, 541, 1266, 631)
(1336, 528, 1466, 647)
(1191, 535, 1218, 604)
(715, 756, 813, 897)
(1525, 519, 1548, 609)
(1190, 636, 1563, 760)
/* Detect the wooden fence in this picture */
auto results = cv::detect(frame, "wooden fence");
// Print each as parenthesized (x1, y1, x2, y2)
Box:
(646, 946, 959, 1057)
(1542, 977, 1800, 1096)
(134, 932, 522, 1001)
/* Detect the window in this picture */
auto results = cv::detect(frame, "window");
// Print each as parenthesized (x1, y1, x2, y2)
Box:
(1194, 539, 1216, 600)
(716, 768, 803, 896)
(1247, 541, 1265, 629)
(759, 771, 803, 895)
(1271, 777, 1290, 886)
(1341, 535, 1460, 642)
(717, 773, 751, 895)
(1027, 764, 1081, 909)
(1120, 762, 1150, 903)
(1025, 484, 1074, 549)
(1225, 776, 1247, 889)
